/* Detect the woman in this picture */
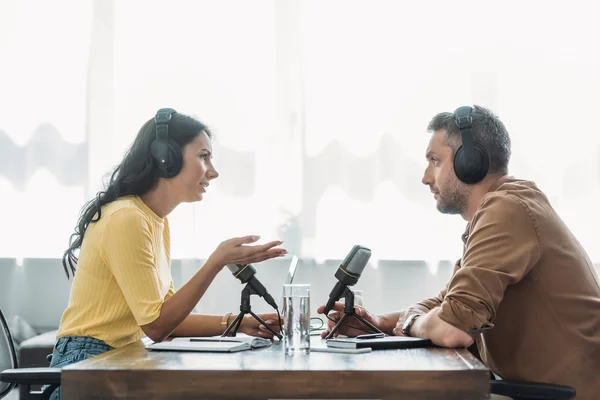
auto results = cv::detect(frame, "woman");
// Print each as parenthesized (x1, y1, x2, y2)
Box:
(48, 109, 286, 399)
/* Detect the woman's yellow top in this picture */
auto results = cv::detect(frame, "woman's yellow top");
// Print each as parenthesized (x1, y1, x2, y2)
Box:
(57, 196, 174, 348)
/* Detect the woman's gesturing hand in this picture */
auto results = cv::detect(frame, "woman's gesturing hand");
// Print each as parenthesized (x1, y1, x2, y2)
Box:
(209, 235, 287, 267)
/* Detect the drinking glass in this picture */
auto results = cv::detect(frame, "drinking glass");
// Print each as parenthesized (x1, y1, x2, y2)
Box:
(283, 284, 310, 355)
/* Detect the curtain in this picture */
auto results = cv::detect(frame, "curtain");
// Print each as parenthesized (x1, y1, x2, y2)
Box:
(1, 0, 599, 264)
(0, 0, 92, 260)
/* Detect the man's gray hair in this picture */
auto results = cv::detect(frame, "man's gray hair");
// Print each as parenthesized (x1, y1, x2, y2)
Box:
(427, 105, 511, 175)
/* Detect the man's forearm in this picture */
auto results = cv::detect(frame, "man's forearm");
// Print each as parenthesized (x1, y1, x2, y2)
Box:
(376, 312, 402, 335)
(410, 307, 473, 348)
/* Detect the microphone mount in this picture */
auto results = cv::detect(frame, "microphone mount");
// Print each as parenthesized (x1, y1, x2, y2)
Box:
(324, 287, 383, 339)
(222, 282, 283, 340)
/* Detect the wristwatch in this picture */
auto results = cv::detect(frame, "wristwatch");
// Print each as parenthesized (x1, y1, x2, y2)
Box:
(401, 314, 421, 336)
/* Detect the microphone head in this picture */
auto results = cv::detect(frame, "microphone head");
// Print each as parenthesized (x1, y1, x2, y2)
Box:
(227, 263, 256, 283)
(226, 264, 279, 312)
(343, 245, 371, 275)
(226, 264, 239, 274)
(327, 245, 371, 314)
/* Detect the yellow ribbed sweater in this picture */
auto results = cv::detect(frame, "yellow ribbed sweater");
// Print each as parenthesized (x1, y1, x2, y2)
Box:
(57, 196, 174, 348)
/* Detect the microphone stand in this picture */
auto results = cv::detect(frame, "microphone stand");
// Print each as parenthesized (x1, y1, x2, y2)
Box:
(222, 282, 283, 340)
(325, 288, 383, 339)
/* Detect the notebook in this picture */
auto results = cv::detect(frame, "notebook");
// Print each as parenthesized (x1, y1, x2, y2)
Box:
(326, 335, 431, 350)
(311, 344, 372, 354)
(146, 334, 272, 353)
(147, 340, 250, 353)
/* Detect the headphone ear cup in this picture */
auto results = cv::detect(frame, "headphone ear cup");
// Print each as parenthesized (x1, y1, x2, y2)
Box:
(150, 139, 164, 165)
(162, 140, 183, 178)
(151, 139, 183, 178)
(453, 143, 490, 184)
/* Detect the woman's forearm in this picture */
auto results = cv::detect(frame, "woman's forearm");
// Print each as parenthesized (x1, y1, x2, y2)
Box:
(141, 258, 222, 342)
(170, 313, 233, 337)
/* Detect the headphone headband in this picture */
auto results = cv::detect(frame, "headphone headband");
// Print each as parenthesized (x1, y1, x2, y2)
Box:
(454, 106, 473, 130)
(153, 108, 176, 165)
(454, 106, 476, 162)
(151, 108, 182, 178)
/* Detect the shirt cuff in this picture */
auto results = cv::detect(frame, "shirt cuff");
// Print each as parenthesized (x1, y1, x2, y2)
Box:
(438, 298, 493, 333)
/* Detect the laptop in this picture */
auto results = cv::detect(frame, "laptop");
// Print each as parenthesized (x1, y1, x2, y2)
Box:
(285, 255, 299, 285)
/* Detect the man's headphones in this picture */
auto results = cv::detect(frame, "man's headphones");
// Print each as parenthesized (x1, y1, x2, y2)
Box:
(150, 108, 183, 178)
(453, 106, 490, 184)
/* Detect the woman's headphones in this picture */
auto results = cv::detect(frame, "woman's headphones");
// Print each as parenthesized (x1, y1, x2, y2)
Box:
(453, 106, 490, 184)
(150, 108, 183, 178)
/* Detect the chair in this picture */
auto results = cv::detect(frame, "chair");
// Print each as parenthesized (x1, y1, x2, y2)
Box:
(490, 373, 576, 400)
(0, 307, 61, 400)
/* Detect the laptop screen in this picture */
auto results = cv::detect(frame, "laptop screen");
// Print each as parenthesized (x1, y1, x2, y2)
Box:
(285, 256, 299, 285)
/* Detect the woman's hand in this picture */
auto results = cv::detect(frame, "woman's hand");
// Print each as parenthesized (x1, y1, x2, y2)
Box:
(208, 235, 287, 268)
(238, 312, 283, 339)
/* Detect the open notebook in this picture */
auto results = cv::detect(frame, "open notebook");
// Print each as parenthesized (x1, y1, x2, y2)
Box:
(146, 334, 272, 353)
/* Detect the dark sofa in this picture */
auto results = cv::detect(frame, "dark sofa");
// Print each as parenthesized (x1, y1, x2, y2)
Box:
(17, 330, 57, 368)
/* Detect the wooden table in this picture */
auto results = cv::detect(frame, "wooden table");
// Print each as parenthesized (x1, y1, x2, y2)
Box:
(61, 336, 489, 400)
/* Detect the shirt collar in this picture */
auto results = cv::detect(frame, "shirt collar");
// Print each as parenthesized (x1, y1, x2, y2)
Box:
(461, 175, 511, 244)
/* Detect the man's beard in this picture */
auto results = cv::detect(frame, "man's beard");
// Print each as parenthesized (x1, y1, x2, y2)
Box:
(436, 176, 469, 215)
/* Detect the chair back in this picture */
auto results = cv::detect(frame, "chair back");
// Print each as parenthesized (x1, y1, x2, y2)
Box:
(0, 307, 18, 398)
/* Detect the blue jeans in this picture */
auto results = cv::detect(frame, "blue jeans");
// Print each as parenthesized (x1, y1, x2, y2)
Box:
(47, 336, 113, 400)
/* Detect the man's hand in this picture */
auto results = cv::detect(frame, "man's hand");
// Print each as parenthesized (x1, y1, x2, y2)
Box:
(317, 302, 382, 338)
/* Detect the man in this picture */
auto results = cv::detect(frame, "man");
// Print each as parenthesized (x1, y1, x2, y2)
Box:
(318, 105, 600, 399)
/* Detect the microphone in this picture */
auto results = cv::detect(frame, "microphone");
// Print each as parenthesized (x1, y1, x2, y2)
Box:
(323, 245, 372, 315)
(227, 263, 279, 310)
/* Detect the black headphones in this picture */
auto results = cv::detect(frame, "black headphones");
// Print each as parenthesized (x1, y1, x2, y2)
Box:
(453, 106, 490, 184)
(150, 108, 183, 178)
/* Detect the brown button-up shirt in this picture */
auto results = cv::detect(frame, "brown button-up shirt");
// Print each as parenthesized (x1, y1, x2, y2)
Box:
(417, 177, 600, 399)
